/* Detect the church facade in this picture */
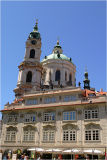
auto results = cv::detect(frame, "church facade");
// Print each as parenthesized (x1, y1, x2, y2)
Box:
(0, 21, 107, 159)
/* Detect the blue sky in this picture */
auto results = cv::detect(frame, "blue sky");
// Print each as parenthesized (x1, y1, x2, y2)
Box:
(1, 1, 106, 116)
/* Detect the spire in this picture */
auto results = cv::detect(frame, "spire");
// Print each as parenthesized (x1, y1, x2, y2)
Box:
(57, 37, 59, 45)
(52, 39, 62, 54)
(33, 19, 38, 32)
(54, 38, 62, 49)
(83, 69, 90, 90)
(29, 19, 41, 40)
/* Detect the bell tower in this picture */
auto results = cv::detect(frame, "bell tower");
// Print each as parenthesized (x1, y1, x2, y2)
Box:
(83, 71, 90, 90)
(14, 20, 42, 98)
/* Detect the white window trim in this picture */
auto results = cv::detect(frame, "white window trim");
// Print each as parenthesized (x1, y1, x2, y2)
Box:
(63, 129, 76, 142)
(85, 129, 100, 141)
(43, 130, 55, 142)
(23, 130, 35, 142)
(5, 131, 16, 142)
(84, 109, 99, 120)
(24, 114, 36, 123)
(43, 112, 55, 122)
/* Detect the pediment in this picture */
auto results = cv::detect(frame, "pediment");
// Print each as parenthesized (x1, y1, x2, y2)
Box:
(85, 123, 101, 129)
(62, 123, 78, 130)
(23, 125, 36, 131)
(43, 124, 56, 130)
(7, 126, 18, 131)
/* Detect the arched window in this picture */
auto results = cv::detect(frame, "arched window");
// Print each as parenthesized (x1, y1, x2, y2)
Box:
(55, 70, 60, 81)
(69, 74, 72, 85)
(26, 71, 32, 83)
(5, 127, 17, 142)
(65, 71, 67, 81)
(69, 74, 72, 82)
(49, 71, 51, 81)
(23, 125, 35, 142)
(29, 49, 35, 58)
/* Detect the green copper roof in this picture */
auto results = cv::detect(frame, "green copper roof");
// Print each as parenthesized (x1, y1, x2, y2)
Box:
(42, 40, 73, 63)
(29, 20, 41, 40)
(42, 52, 72, 63)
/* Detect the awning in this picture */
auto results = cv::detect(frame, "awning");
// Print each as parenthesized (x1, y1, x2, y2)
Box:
(63, 149, 80, 153)
(28, 148, 44, 152)
(84, 149, 103, 154)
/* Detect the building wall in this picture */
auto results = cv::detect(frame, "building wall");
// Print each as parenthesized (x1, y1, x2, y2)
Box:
(1, 101, 107, 152)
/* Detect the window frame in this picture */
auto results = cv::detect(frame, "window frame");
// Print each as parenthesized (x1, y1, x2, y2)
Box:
(64, 95, 77, 102)
(5, 130, 16, 142)
(85, 129, 100, 141)
(26, 99, 38, 105)
(24, 114, 36, 123)
(44, 97, 56, 104)
(8, 115, 18, 123)
(43, 112, 55, 122)
(23, 130, 35, 142)
(63, 111, 76, 121)
(63, 129, 76, 142)
(84, 110, 99, 120)
(43, 130, 55, 142)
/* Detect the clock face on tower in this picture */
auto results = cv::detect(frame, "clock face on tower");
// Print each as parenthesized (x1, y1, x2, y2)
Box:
(31, 40, 37, 45)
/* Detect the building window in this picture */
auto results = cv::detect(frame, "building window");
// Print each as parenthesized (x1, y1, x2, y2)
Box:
(55, 70, 60, 81)
(26, 71, 32, 83)
(6, 131, 16, 141)
(84, 110, 98, 119)
(49, 71, 51, 81)
(44, 112, 55, 122)
(44, 97, 56, 104)
(30, 49, 35, 58)
(63, 130, 76, 141)
(69, 74, 72, 84)
(8, 115, 18, 123)
(65, 71, 67, 81)
(63, 111, 76, 121)
(64, 95, 77, 102)
(85, 130, 100, 141)
(23, 130, 35, 141)
(26, 99, 38, 105)
(24, 114, 36, 123)
(43, 131, 55, 142)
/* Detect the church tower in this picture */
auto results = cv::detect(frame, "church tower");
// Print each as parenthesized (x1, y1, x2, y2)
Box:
(14, 20, 42, 98)
(83, 71, 90, 90)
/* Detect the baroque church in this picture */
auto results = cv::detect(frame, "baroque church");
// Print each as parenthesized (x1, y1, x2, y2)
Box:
(0, 21, 107, 160)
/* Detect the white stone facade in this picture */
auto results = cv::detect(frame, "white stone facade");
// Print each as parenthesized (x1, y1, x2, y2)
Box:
(1, 22, 107, 160)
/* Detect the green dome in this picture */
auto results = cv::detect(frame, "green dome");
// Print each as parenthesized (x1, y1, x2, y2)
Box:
(29, 20, 41, 40)
(42, 52, 72, 63)
(41, 40, 73, 63)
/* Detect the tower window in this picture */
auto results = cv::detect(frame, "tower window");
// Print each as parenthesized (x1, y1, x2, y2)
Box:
(30, 49, 35, 58)
(26, 71, 32, 83)
(55, 70, 60, 81)
(65, 71, 67, 81)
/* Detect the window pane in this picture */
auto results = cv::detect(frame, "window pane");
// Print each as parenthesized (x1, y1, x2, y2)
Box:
(63, 112, 76, 121)
(44, 112, 55, 121)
